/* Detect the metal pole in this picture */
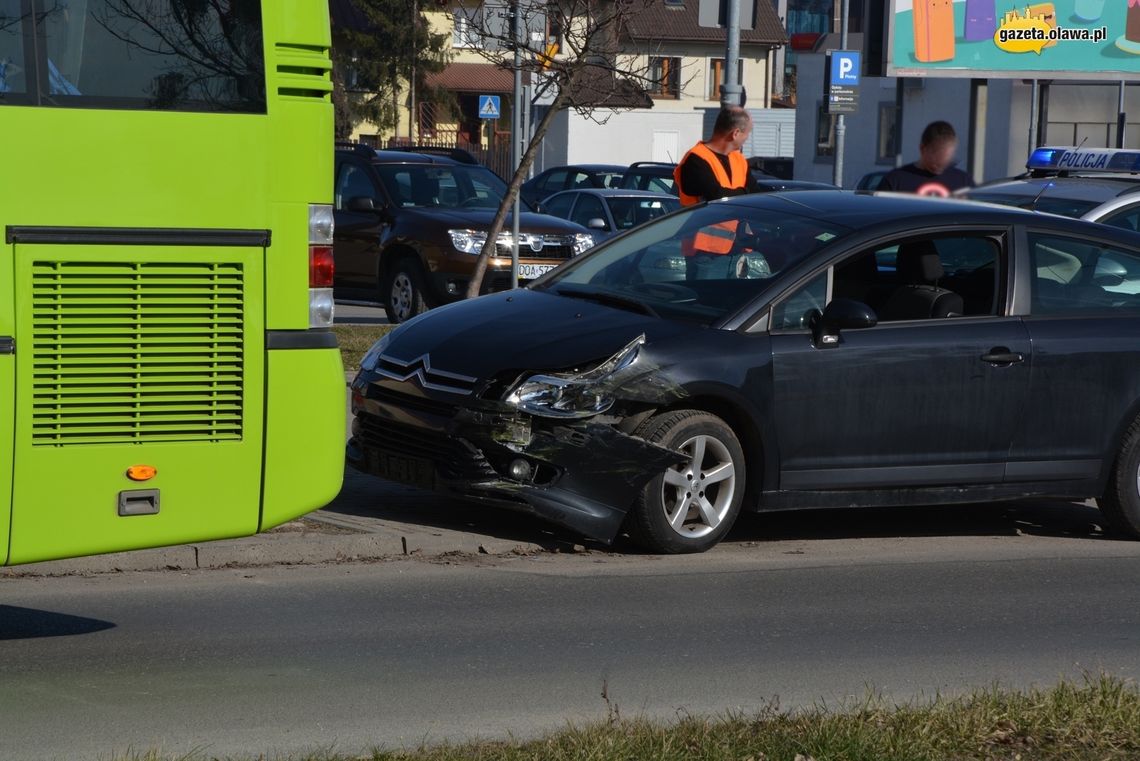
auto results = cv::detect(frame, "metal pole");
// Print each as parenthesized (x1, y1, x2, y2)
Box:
(1028, 80, 1038, 154)
(895, 77, 904, 168)
(1036, 82, 1050, 148)
(409, 0, 417, 143)
(1117, 80, 1127, 149)
(832, 0, 848, 187)
(510, 0, 523, 289)
(967, 78, 987, 183)
(721, 0, 743, 107)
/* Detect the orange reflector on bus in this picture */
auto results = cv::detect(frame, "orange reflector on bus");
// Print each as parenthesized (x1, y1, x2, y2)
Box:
(126, 465, 158, 482)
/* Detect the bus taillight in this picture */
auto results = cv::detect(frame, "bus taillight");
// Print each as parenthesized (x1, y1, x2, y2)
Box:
(309, 204, 335, 328)
(310, 245, 334, 287)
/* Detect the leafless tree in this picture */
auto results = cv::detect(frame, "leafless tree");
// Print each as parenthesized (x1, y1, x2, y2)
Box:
(462, 0, 694, 298)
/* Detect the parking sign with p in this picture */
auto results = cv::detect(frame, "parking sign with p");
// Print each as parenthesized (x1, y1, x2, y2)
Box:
(826, 50, 861, 114)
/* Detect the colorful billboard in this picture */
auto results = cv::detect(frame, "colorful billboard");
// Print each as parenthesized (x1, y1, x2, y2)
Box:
(887, 0, 1140, 78)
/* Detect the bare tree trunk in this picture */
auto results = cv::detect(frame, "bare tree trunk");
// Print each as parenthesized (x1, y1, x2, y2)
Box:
(465, 86, 573, 300)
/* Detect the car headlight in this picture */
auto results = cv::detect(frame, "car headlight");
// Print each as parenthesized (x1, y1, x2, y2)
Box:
(504, 335, 644, 419)
(449, 229, 489, 255)
(360, 332, 393, 372)
(572, 233, 595, 256)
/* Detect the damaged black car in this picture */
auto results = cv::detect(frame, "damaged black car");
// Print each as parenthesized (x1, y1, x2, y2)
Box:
(348, 191, 1140, 552)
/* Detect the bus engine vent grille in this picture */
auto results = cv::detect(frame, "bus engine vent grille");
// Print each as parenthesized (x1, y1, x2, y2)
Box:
(30, 261, 245, 446)
(275, 43, 333, 100)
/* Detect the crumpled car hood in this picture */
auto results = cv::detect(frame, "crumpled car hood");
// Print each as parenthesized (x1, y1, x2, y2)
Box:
(381, 288, 692, 381)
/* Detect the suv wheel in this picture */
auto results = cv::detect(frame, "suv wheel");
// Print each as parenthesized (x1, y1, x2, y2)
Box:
(1098, 414, 1140, 538)
(383, 257, 429, 323)
(626, 410, 746, 554)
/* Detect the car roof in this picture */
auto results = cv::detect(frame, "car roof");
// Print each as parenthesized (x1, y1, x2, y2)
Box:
(335, 147, 463, 165)
(969, 175, 1140, 203)
(725, 190, 1053, 229)
(562, 164, 626, 172)
(625, 164, 675, 175)
(550, 189, 679, 199)
(370, 149, 461, 165)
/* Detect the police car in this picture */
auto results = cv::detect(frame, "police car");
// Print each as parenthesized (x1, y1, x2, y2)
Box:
(961, 147, 1140, 232)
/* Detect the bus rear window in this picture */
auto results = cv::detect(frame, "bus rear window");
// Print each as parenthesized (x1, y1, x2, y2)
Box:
(2, 0, 265, 112)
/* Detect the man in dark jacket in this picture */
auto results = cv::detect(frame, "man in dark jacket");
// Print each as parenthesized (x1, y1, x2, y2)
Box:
(880, 121, 975, 197)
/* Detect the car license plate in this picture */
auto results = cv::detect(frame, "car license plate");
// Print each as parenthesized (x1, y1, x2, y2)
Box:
(519, 263, 557, 280)
(370, 450, 437, 491)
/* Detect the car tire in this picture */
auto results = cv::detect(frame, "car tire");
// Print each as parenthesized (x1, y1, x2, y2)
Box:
(383, 257, 429, 324)
(1098, 415, 1140, 538)
(626, 410, 746, 554)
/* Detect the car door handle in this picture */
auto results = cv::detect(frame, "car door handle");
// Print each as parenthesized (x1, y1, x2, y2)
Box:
(0, 336, 12, 354)
(980, 348, 1023, 365)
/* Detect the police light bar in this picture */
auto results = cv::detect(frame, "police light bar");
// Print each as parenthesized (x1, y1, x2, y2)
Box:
(1027, 147, 1140, 173)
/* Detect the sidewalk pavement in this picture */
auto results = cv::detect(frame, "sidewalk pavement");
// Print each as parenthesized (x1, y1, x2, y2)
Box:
(0, 470, 587, 578)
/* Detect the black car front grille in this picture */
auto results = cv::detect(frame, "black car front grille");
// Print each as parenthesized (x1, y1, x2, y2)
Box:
(358, 412, 495, 481)
(368, 384, 459, 418)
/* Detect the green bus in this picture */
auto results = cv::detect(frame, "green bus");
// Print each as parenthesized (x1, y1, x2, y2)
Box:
(0, 0, 345, 565)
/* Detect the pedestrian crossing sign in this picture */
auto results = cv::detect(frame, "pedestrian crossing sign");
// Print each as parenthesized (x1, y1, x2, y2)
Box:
(478, 95, 501, 119)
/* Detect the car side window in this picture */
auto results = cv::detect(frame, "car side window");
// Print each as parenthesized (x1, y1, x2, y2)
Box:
(1099, 205, 1140, 233)
(571, 172, 595, 189)
(1029, 233, 1140, 315)
(542, 193, 575, 219)
(335, 163, 378, 210)
(829, 235, 1001, 322)
(771, 272, 830, 331)
(570, 195, 607, 228)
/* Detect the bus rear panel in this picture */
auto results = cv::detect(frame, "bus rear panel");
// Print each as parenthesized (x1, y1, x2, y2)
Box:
(0, 0, 344, 565)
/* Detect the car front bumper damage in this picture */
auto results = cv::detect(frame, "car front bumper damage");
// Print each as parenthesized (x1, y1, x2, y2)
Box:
(346, 382, 685, 543)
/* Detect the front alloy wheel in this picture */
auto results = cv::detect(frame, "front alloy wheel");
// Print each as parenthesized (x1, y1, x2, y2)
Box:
(627, 410, 746, 553)
(383, 258, 428, 323)
(662, 435, 737, 539)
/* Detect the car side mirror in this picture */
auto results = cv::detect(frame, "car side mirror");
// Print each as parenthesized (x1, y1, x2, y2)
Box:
(587, 218, 609, 231)
(811, 298, 877, 348)
(347, 196, 378, 212)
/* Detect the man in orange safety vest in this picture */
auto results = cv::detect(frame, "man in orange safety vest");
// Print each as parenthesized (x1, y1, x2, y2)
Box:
(673, 107, 761, 256)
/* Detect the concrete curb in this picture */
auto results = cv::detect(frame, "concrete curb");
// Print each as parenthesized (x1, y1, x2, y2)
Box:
(0, 521, 550, 578)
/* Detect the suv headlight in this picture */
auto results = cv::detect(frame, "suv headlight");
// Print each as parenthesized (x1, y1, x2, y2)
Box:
(449, 229, 489, 255)
(504, 335, 644, 419)
(572, 233, 595, 256)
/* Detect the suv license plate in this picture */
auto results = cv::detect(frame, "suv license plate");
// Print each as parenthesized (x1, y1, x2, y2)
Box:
(519, 263, 557, 280)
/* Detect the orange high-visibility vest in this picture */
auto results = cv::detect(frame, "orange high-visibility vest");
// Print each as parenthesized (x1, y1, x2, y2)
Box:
(674, 142, 749, 206)
(674, 143, 749, 255)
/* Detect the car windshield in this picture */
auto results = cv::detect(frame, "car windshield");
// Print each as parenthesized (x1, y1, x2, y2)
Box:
(374, 164, 530, 211)
(537, 203, 848, 325)
(607, 197, 681, 230)
(962, 190, 1099, 219)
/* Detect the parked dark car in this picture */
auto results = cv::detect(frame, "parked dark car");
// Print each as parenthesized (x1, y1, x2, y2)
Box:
(348, 191, 1140, 553)
(619, 161, 678, 194)
(537, 189, 681, 240)
(857, 170, 889, 191)
(334, 145, 595, 322)
(520, 164, 626, 208)
(618, 160, 834, 196)
(750, 172, 838, 192)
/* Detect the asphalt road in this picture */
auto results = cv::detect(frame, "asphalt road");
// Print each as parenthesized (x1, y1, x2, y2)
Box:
(4, 532, 1140, 761)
